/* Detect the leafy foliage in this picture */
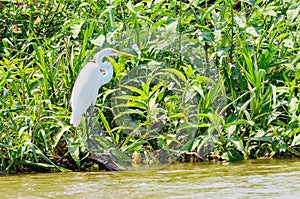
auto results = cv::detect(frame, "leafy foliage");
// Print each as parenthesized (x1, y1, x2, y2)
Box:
(0, 0, 299, 173)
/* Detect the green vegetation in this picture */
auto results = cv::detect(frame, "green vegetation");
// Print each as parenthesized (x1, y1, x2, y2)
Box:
(1, 0, 299, 173)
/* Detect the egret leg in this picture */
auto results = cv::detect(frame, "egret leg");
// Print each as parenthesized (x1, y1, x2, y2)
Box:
(85, 112, 91, 149)
(88, 105, 99, 150)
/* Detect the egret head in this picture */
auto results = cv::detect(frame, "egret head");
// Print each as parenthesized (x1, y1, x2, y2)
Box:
(95, 48, 134, 65)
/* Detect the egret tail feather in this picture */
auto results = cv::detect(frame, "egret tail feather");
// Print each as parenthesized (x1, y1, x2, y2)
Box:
(70, 113, 81, 127)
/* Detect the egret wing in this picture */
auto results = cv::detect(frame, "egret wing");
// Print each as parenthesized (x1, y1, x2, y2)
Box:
(70, 62, 101, 126)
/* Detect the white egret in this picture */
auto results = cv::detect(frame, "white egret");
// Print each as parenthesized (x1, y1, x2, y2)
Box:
(70, 48, 133, 148)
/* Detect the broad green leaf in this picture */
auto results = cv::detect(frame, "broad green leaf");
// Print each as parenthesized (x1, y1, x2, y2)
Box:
(150, 83, 164, 96)
(287, 3, 300, 22)
(67, 144, 80, 170)
(161, 68, 187, 82)
(126, 1, 153, 23)
(289, 97, 299, 116)
(0, 70, 11, 90)
(70, 20, 84, 39)
(221, 149, 244, 162)
(234, 15, 246, 28)
(166, 20, 178, 35)
(114, 101, 148, 110)
(246, 26, 260, 37)
(21, 161, 61, 171)
(24, 142, 38, 162)
(250, 135, 272, 142)
(169, 113, 185, 119)
(113, 109, 145, 121)
(91, 34, 106, 47)
(225, 119, 255, 127)
(111, 149, 132, 164)
(121, 85, 147, 97)
(98, 108, 111, 132)
(157, 138, 169, 150)
(53, 126, 71, 150)
(228, 136, 248, 157)
(191, 138, 201, 151)
(176, 123, 210, 130)
(196, 136, 213, 155)
(283, 39, 294, 49)
(113, 95, 148, 102)
(180, 139, 194, 152)
(36, 150, 62, 171)
(263, 7, 277, 17)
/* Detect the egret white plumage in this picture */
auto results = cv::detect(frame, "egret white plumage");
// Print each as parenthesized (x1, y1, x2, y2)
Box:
(70, 48, 133, 148)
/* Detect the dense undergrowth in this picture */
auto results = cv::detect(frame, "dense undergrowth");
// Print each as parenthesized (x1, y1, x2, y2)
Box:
(0, 0, 299, 173)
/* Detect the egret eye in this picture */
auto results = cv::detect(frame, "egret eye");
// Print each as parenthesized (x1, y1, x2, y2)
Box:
(102, 57, 109, 62)
(100, 69, 106, 76)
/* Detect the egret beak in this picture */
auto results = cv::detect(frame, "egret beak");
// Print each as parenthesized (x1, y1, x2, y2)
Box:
(113, 50, 135, 57)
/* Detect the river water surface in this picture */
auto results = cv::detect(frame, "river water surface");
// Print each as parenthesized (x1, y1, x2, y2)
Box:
(1, 159, 300, 199)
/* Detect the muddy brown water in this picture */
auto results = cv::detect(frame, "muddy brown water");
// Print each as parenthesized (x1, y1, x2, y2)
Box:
(1, 159, 300, 198)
